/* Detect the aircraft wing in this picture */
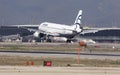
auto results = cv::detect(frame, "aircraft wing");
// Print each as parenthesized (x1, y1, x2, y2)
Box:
(81, 29, 99, 34)
(1, 25, 60, 36)
(0, 25, 39, 29)
(81, 27, 120, 34)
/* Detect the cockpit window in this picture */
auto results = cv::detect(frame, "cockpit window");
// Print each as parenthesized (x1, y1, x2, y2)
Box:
(43, 24, 48, 26)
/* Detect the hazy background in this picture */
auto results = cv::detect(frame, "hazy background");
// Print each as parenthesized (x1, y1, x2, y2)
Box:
(0, 0, 120, 27)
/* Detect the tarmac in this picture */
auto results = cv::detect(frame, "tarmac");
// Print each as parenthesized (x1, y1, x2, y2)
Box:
(0, 66, 120, 75)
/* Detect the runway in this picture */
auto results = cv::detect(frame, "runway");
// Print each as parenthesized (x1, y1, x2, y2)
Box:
(0, 66, 120, 75)
(0, 50, 120, 60)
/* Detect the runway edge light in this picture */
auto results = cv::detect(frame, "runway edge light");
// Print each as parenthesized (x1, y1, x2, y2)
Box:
(43, 61, 52, 66)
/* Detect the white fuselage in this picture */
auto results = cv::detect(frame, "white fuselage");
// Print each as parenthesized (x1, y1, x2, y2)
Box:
(38, 22, 77, 36)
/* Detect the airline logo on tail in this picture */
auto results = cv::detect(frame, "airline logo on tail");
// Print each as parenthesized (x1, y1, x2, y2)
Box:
(73, 10, 83, 33)
(74, 10, 82, 25)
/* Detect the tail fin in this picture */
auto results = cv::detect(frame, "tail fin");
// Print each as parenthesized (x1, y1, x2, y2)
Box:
(74, 10, 82, 25)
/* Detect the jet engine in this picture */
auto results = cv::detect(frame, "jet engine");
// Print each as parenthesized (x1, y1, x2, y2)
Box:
(33, 31, 39, 38)
(33, 31, 45, 38)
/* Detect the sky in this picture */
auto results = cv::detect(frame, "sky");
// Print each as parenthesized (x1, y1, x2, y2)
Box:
(0, 0, 120, 27)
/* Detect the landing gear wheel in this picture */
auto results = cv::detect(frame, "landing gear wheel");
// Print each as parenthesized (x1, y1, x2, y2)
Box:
(66, 39, 71, 43)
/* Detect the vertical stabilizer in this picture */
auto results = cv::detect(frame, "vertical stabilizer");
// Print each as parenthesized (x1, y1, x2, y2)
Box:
(74, 10, 82, 25)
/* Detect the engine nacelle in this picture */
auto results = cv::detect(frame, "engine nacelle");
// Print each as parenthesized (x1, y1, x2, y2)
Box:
(33, 31, 39, 38)
(33, 31, 45, 38)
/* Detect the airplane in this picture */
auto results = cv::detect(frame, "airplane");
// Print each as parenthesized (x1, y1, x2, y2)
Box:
(33, 11, 82, 42)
